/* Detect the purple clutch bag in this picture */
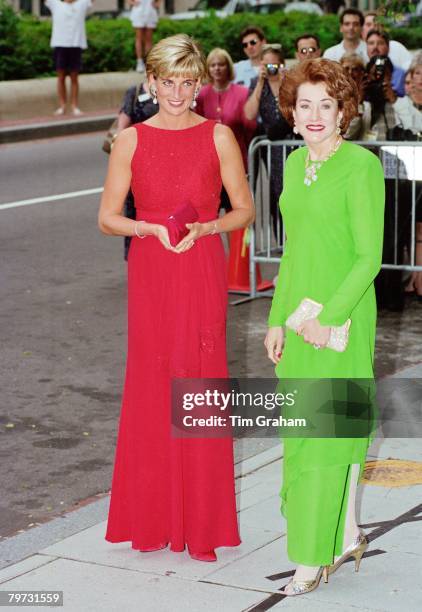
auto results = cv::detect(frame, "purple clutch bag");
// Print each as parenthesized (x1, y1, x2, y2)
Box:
(166, 202, 199, 247)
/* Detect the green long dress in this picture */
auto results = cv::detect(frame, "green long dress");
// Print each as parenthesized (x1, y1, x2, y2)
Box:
(268, 141, 385, 566)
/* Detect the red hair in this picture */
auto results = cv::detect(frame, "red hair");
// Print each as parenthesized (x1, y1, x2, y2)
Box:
(279, 58, 359, 134)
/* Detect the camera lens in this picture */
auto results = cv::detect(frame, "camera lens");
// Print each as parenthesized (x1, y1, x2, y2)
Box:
(266, 64, 279, 76)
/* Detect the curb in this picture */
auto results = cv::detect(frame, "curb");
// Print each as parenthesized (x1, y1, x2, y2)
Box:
(0, 443, 282, 571)
(0, 114, 115, 145)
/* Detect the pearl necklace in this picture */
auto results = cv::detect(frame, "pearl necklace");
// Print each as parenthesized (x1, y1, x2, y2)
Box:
(304, 138, 342, 186)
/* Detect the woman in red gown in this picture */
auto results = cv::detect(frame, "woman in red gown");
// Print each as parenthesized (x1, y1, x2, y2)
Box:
(98, 34, 254, 561)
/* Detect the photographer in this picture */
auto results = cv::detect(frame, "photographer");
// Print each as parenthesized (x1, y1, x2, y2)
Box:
(363, 54, 417, 310)
(366, 30, 405, 97)
(363, 54, 398, 139)
(244, 44, 293, 237)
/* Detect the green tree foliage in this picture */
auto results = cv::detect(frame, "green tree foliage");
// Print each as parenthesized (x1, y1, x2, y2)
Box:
(0, 0, 22, 80)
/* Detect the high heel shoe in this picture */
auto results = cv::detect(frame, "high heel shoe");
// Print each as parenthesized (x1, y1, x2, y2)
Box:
(188, 549, 217, 562)
(328, 530, 368, 576)
(281, 566, 328, 596)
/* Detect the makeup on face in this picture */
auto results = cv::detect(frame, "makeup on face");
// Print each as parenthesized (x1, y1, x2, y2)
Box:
(293, 82, 340, 144)
(151, 75, 198, 113)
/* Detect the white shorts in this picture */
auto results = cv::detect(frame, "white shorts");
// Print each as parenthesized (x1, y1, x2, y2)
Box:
(130, 5, 158, 29)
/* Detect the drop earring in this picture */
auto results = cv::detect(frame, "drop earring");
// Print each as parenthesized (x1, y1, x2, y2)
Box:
(293, 124, 299, 135)
(190, 88, 199, 109)
(336, 116, 342, 135)
(151, 87, 158, 105)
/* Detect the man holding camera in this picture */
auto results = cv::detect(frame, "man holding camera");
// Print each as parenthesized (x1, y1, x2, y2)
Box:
(363, 32, 411, 311)
(366, 30, 406, 98)
(362, 12, 412, 71)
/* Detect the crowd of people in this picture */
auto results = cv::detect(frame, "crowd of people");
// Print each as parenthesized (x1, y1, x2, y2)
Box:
(114, 8, 421, 306)
(40, 2, 421, 305)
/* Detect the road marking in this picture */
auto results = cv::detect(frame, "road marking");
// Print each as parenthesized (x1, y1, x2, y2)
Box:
(0, 187, 104, 211)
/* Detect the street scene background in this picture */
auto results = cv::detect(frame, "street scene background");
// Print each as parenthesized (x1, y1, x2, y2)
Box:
(1, 131, 422, 542)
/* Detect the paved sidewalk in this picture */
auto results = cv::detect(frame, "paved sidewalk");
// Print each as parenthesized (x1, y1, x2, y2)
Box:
(0, 432, 421, 611)
(0, 110, 115, 145)
(0, 71, 145, 144)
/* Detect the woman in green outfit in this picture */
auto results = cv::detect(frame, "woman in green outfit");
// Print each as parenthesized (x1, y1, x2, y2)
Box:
(264, 59, 385, 596)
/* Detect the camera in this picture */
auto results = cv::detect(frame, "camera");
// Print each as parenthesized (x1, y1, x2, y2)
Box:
(374, 56, 388, 79)
(366, 55, 390, 80)
(265, 63, 281, 76)
(364, 54, 394, 107)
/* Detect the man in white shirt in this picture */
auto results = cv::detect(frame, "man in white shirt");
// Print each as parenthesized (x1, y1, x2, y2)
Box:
(361, 11, 413, 71)
(323, 9, 369, 64)
(45, 0, 92, 115)
(234, 26, 267, 88)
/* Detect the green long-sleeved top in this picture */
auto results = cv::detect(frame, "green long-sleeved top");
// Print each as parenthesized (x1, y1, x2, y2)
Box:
(268, 141, 385, 379)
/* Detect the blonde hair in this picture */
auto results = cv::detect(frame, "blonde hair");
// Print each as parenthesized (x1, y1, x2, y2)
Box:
(206, 48, 235, 82)
(146, 34, 206, 81)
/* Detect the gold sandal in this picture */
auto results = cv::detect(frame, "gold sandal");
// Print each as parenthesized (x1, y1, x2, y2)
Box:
(328, 530, 368, 576)
(281, 565, 329, 596)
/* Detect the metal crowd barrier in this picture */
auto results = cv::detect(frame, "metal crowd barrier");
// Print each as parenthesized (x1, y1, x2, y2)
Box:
(247, 138, 422, 300)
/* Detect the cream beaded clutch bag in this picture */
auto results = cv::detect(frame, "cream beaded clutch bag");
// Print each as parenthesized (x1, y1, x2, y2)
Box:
(285, 298, 351, 352)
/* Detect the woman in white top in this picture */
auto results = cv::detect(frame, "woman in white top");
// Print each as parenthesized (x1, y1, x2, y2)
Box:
(45, 0, 92, 115)
(130, 0, 160, 73)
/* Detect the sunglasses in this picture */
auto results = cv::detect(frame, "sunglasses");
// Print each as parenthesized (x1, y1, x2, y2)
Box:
(299, 47, 318, 55)
(242, 39, 258, 48)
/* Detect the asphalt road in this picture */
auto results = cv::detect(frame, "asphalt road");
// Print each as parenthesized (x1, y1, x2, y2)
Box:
(1, 133, 421, 541)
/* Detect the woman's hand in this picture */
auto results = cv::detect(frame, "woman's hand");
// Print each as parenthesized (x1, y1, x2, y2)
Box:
(258, 63, 267, 82)
(297, 318, 330, 349)
(154, 224, 175, 251)
(264, 326, 284, 364)
(173, 222, 202, 254)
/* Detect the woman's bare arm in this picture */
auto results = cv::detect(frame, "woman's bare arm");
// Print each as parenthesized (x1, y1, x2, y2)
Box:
(98, 128, 160, 239)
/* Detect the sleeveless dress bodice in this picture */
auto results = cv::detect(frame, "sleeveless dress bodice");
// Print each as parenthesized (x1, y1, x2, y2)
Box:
(131, 121, 222, 222)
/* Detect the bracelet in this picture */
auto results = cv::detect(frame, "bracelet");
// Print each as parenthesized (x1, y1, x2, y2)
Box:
(134, 220, 147, 239)
(210, 220, 218, 235)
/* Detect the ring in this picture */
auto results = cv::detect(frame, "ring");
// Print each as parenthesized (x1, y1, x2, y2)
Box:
(313, 344, 321, 350)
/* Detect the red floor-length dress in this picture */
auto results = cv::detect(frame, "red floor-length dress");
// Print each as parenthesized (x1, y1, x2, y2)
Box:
(105, 120, 241, 553)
